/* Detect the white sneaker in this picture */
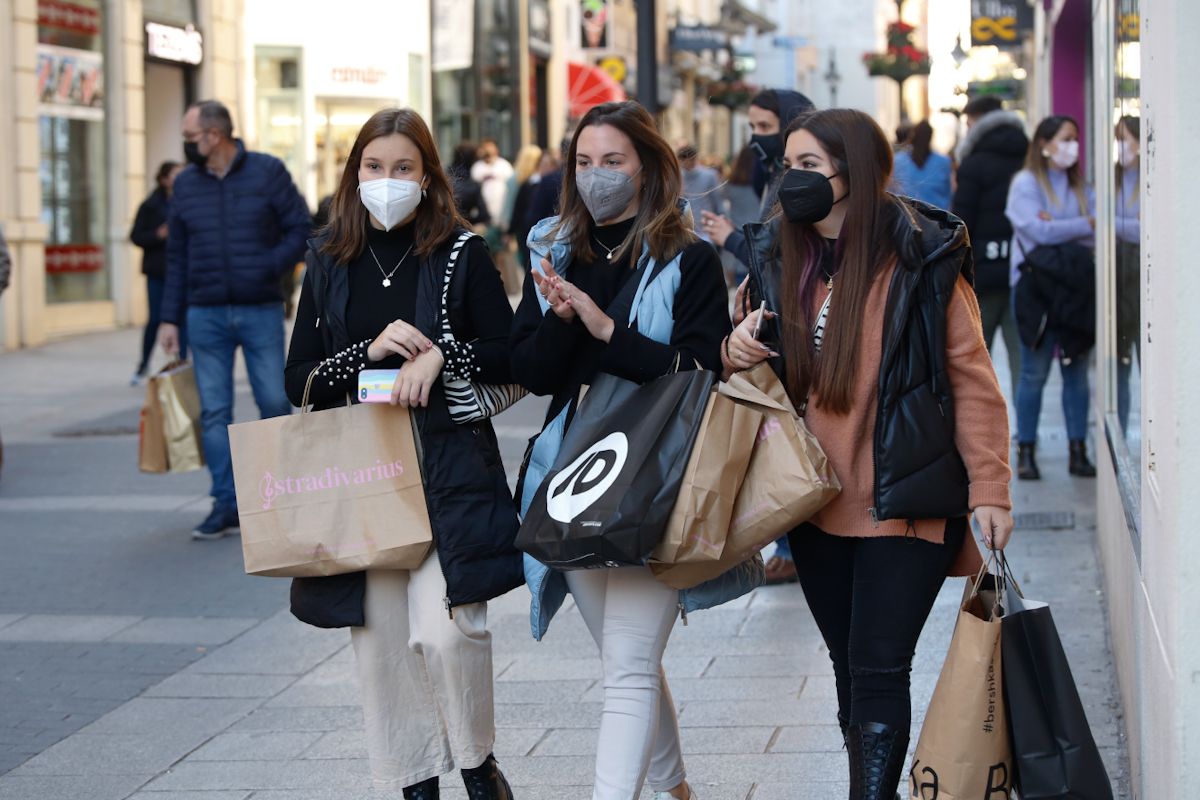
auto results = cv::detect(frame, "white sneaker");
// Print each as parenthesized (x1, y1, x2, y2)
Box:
(652, 788, 696, 800)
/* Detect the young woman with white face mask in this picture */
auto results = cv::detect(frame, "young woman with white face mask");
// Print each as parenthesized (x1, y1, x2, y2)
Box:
(1004, 115, 1097, 480)
(284, 108, 523, 800)
(512, 101, 761, 800)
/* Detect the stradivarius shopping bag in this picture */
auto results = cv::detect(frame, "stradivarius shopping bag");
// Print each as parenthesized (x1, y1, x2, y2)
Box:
(229, 396, 432, 577)
(910, 564, 1014, 800)
(516, 369, 714, 569)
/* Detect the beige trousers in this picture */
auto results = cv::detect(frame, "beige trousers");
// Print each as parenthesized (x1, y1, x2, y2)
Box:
(351, 557, 494, 789)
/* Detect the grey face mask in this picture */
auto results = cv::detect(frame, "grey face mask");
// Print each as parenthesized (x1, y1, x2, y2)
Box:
(575, 166, 640, 224)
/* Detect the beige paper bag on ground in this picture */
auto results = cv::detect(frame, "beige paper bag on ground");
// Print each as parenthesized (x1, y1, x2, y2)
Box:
(650, 364, 839, 589)
(909, 578, 1014, 800)
(230, 402, 432, 577)
(138, 376, 168, 473)
(649, 392, 762, 564)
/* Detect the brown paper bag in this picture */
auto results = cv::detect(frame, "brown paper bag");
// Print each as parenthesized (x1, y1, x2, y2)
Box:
(649, 392, 762, 564)
(230, 401, 432, 577)
(909, 576, 1013, 800)
(156, 362, 205, 472)
(650, 364, 840, 589)
(138, 377, 169, 473)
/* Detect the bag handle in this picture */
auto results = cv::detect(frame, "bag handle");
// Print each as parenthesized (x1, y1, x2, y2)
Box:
(300, 360, 352, 412)
(440, 230, 476, 344)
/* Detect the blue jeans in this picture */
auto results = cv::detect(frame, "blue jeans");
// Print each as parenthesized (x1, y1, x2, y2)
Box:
(1015, 330, 1090, 444)
(187, 302, 292, 508)
(139, 276, 187, 373)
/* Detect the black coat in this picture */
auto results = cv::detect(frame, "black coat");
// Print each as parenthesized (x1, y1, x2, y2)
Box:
(452, 172, 491, 227)
(129, 187, 170, 278)
(286, 231, 524, 628)
(742, 196, 972, 522)
(952, 111, 1029, 294)
(1013, 241, 1095, 360)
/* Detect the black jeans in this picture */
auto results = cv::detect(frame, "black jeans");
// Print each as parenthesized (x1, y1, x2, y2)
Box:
(789, 519, 966, 732)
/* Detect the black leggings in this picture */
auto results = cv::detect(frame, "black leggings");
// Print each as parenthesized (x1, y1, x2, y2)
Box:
(788, 519, 966, 732)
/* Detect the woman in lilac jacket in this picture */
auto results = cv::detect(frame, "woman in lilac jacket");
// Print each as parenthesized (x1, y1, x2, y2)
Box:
(1005, 115, 1096, 481)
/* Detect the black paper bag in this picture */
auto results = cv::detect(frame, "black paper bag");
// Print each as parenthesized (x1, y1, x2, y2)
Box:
(516, 369, 714, 569)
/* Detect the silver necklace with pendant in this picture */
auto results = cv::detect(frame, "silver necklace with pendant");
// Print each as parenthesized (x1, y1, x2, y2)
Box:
(592, 235, 619, 261)
(367, 242, 415, 287)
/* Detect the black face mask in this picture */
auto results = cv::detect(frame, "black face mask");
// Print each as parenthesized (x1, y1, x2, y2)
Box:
(183, 140, 207, 168)
(778, 168, 843, 225)
(749, 133, 783, 169)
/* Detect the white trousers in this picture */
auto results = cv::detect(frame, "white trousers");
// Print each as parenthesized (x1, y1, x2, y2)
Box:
(350, 558, 494, 789)
(565, 566, 686, 800)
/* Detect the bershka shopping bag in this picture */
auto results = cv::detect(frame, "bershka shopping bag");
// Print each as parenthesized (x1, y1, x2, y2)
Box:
(649, 391, 762, 564)
(516, 369, 714, 569)
(909, 564, 1014, 800)
(229, 390, 432, 577)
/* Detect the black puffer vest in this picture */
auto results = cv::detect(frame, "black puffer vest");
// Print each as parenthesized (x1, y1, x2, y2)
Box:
(743, 196, 973, 522)
(289, 230, 524, 628)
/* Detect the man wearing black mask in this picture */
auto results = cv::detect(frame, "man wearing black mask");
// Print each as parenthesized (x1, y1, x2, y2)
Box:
(701, 89, 814, 271)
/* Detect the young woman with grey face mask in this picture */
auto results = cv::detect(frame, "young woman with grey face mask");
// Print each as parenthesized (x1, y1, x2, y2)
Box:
(724, 109, 1014, 800)
(511, 101, 758, 800)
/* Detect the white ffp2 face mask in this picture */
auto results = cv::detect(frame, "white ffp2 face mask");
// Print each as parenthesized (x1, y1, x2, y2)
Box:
(1047, 140, 1080, 170)
(359, 178, 422, 230)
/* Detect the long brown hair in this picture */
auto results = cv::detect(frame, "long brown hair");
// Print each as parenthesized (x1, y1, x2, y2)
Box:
(1026, 115, 1088, 212)
(321, 108, 468, 265)
(777, 108, 899, 415)
(548, 101, 696, 265)
(1116, 115, 1140, 204)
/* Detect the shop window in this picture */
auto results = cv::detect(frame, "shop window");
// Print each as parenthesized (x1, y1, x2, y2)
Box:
(37, 0, 109, 305)
(315, 101, 380, 202)
(255, 46, 305, 186)
(142, 0, 195, 27)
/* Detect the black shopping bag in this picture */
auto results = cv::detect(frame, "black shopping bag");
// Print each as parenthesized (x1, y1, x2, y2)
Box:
(999, 557, 1115, 799)
(516, 369, 714, 569)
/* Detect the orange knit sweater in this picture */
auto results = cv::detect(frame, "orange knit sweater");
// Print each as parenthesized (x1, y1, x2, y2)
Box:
(801, 262, 1012, 577)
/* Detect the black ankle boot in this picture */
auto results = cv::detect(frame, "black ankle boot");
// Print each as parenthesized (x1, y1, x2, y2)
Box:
(402, 776, 439, 800)
(461, 754, 513, 800)
(847, 722, 908, 800)
(1069, 439, 1096, 477)
(1017, 442, 1040, 480)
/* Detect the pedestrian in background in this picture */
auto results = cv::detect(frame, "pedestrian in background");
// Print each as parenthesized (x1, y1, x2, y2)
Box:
(471, 138, 512, 251)
(130, 160, 185, 384)
(1114, 115, 1142, 432)
(450, 143, 491, 231)
(1005, 114, 1097, 480)
(158, 100, 310, 540)
(285, 107, 521, 800)
(513, 100, 759, 800)
(699, 88, 815, 587)
(952, 95, 1028, 393)
(504, 145, 547, 276)
(526, 137, 569, 234)
(892, 120, 952, 209)
(725, 108, 1013, 800)
(677, 143, 721, 238)
(498, 144, 543, 293)
(719, 146, 761, 286)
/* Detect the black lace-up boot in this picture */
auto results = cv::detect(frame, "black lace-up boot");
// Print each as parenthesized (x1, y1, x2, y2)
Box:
(402, 776, 439, 800)
(1069, 439, 1096, 477)
(461, 754, 513, 800)
(847, 722, 908, 800)
(1017, 442, 1040, 480)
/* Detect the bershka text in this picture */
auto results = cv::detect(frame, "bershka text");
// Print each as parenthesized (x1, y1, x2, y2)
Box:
(258, 460, 406, 510)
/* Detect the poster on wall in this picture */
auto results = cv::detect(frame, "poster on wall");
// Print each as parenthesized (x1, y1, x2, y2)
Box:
(433, 0, 474, 72)
(36, 44, 104, 121)
(581, 0, 610, 50)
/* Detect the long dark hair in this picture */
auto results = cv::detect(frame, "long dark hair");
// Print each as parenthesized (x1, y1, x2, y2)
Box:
(549, 101, 696, 265)
(1027, 115, 1087, 211)
(777, 109, 899, 415)
(321, 108, 468, 265)
(729, 146, 756, 186)
(909, 120, 933, 168)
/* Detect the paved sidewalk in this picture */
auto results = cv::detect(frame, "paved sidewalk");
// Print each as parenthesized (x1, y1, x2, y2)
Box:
(0, 330, 1129, 798)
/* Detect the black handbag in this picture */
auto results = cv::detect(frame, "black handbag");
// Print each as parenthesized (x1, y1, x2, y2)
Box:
(515, 369, 714, 569)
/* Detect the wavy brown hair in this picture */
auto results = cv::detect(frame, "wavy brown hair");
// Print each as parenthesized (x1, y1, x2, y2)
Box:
(1026, 115, 1088, 213)
(777, 108, 899, 415)
(548, 101, 696, 265)
(321, 108, 468, 265)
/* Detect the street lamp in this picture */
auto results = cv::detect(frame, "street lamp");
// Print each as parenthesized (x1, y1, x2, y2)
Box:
(952, 34, 968, 67)
(824, 50, 842, 108)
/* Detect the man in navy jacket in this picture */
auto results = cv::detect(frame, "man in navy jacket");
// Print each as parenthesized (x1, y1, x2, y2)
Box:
(158, 100, 310, 540)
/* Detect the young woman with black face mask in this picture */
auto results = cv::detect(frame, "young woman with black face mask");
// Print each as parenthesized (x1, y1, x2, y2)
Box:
(511, 100, 762, 800)
(723, 109, 1015, 800)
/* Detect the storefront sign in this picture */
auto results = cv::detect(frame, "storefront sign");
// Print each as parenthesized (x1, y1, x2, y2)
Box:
(37, 0, 100, 36)
(146, 22, 203, 65)
(36, 44, 104, 121)
(598, 56, 627, 83)
(670, 25, 727, 53)
(580, 0, 611, 50)
(970, 0, 1034, 48)
(433, 0, 475, 71)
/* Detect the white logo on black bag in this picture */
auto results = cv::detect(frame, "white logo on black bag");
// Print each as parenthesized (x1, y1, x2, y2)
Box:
(546, 432, 629, 523)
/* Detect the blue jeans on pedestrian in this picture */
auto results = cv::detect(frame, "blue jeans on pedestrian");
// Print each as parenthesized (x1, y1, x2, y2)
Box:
(139, 276, 187, 374)
(1015, 330, 1090, 444)
(187, 302, 292, 509)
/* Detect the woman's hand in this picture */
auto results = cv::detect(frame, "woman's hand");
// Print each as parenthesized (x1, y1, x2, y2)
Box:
(390, 347, 444, 408)
(975, 506, 1014, 551)
(369, 320, 432, 362)
(700, 211, 735, 247)
(724, 308, 778, 373)
(558, 275, 615, 343)
(1037, 210, 1053, 222)
(531, 258, 576, 321)
(732, 276, 751, 326)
